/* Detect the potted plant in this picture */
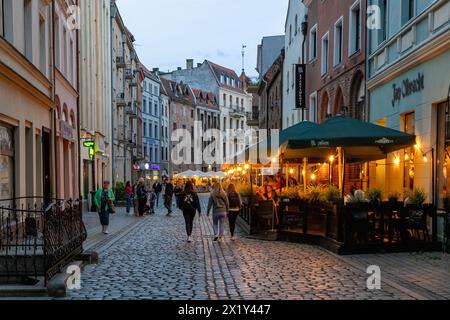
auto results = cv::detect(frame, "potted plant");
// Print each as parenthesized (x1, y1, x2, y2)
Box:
(367, 188, 383, 207)
(407, 188, 427, 207)
(324, 185, 342, 205)
(388, 191, 401, 204)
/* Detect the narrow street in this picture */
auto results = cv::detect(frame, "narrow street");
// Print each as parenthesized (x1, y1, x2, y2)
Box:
(64, 195, 450, 300)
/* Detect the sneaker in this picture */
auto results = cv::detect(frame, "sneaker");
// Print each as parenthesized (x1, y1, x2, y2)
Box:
(187, 236, 193, 243)
(103, 230, 109, 235)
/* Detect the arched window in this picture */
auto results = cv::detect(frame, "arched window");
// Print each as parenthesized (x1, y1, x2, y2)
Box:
(70, 110, 76, 128)
(62, 104, 68, 122)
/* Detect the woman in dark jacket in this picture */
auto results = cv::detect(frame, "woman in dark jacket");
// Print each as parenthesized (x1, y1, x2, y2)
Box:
(227, 184, 242, 240)
(179, 181, 201, 243)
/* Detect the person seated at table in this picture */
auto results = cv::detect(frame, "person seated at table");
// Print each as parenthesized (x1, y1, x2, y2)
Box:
(256, 186, 268, 201)
(267, 177, 276, 189)
(288, 175, 298, 187)
(264, 185, 279, 207)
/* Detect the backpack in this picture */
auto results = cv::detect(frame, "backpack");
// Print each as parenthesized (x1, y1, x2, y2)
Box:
(228, 191, 241, 209)
(182, 192, 196, 212)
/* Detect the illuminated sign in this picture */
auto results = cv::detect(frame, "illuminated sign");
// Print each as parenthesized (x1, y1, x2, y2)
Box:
(83, 140, 95, 159)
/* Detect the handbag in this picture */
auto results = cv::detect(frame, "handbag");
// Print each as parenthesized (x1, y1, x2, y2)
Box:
(107, 198, 116, 214)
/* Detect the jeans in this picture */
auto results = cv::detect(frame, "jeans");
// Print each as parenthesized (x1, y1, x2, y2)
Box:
(183, 210, 196, 236)
(126, 194, 133, 213)
(164, 195, 173, 213)
(155, 192, 160, 207)
(228, 211, 239, 236)
(98, 210, 110, 226)
(212, 211, 227, 237)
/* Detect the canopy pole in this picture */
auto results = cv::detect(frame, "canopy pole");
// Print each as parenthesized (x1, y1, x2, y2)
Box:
(303, 157, 308, 193)
(342, 149, 346, 197)
(338, 147, 343, 191)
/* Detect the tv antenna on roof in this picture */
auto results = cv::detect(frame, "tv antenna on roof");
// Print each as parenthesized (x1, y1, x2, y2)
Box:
(242, 44, 247, 73)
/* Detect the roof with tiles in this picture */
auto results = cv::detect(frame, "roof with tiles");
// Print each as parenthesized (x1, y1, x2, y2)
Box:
(160, 78, 195, 106)
(192, 88, 219, 110)
(205, 60, 246, 94)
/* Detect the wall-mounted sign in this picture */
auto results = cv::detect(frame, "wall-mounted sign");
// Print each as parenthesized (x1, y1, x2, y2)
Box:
(392, 73, 425, 107)
(83, 140, 95, 159)
(295, 64, 306, 109)
(60, 120, 74, 141)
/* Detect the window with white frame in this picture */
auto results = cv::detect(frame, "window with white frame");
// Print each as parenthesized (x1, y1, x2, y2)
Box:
(349, 0, 361, 55)
(334, 18, 343, 66)
(378, 0, 388, 46)
(309, 92, 317, 123)
(321, 32, 329, 75)
(309, 24, 318, 61)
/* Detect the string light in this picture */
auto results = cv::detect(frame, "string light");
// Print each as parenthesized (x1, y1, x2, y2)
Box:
(394, 156, 400, 167)
(311, 173, 316, 181)
(289, 168, 294, 175)
(244, 164, 250, 170)
(242, 170, 247, 175)
(405, 153, 409, 161)
(329, 155, 335, 163)
(423, 155, 428, 163)
(302, 170, 306, 175)
(272, 157, 277, 163)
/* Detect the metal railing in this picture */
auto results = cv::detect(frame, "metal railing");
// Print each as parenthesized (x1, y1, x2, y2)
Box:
(0, 197, 87, 285)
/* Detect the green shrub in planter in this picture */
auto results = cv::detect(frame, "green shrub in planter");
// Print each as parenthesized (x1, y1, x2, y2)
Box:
(408, 188, 427, 206)
(324, 185, 342, 204)
(306, 185, 326, 204)
(279, 186, 300, 199)
(367, 188, 383, 205)
(387, 191, 401, 203)
(115, 181, 126, 202)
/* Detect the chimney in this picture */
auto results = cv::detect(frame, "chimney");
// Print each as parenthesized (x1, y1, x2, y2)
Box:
(152, 67, 159, 74)
(186, 59, 194, 70)
(197, 63, 202, 68)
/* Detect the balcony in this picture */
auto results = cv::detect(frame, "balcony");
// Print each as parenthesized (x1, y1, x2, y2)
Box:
(116, 93, 128, 107)
(125, 103, 138, 118)
(116, 56, 127, 69)
(229, 106, 246, 118)
(246, 112, 259, 127)
(124, 68, 133, 80)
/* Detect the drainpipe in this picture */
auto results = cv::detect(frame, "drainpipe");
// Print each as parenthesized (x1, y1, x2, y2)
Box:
(301, 17, 308, 122)
(110, 2, 115, 189)
(51, 1, 57, 200)
(76, 0, 81, 200)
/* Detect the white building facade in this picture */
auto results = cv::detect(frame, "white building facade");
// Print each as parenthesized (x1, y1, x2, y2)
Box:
(282, 0, 307, 129)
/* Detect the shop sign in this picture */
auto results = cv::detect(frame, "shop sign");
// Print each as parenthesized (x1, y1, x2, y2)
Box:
(83, 140, 95, 159)
(375, 138, 394, 145)
(60, 120, 74, 141)
(295, 64, 306, 109)
(392, 73, 425, 107)
(150, 164, 160, 170)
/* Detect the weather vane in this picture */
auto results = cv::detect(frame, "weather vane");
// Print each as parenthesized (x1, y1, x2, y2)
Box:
(242, 44, 247, 73)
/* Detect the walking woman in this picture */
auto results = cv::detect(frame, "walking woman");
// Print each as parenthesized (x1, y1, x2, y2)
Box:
(180, 181, 201, 243)
(125, 181, 133, 214)
(207, 182, 229, 242)
(94, 181, 115, 234)
(227, 184, 242, 241)
(135, 178, 147, 217)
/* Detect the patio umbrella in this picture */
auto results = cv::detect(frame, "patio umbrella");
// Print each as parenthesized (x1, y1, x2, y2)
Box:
(281, 115, 416, 162)
(174, 170, 197, 178)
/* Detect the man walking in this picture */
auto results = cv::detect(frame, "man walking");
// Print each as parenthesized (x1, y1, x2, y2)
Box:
(164, 178, 174, 216)
(153, 179, 163, 207)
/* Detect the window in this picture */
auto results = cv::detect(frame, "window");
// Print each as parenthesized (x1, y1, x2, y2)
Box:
(403, 112, 415, 190)
(144, 146, 147, 159)
(229, 118, 232, 130)
(155, 125, 158, 139)
(68, 39, 73, 81)
(149, 123, 153, 138)
(229, 95, 232, 107)
(309, 25, 318, 61)
(24, 0, 32, 61)
(334, 18, 343, 66)
(54, 17, 60, 69)
(402, 0, 415, 26)
(295, 15, 298, 36)
(378, 0, 388, 45)
(287, 71, 290, 92)
(3, 0, 13, 42)
(309, 92, 317, 123)
(349, 1, 361, 55)
(149, 146, 153, 162)
(173, 123, 177, 131)
(289, 25, 292, 45)
(191, 109, 194, 119)
(241, 99, 244, 108)
(223, 94, 227, 107)
(143, 121, 147, 137)
(236, 97, 239, 108)
(143, 99, 147, 113)
(220, 74, 224, 83)
(63, 28, 67, 75)
(321, 32, 329, 75)
(223, 117, 226, 130)
(40, 16, 47, 75)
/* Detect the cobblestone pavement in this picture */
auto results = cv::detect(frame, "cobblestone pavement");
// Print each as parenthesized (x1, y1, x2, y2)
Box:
(64, 196, 450, 300)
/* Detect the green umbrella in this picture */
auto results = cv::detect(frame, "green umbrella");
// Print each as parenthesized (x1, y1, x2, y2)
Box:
(282, 115, 416, 162)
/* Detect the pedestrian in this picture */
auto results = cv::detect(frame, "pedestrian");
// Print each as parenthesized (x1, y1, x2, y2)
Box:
(153, 179, 163, 207)
(227, 184, 242, 241)
(135, 178, 147, 217)
(174, 181, 183, 209)
(93, 180, 115, 235)
(180, 181, 201, 243)
(125, 181, 133, 214)
(164, 178, 174, 216)
(148, 187, 157, 215)
(207, 182, 229, 242)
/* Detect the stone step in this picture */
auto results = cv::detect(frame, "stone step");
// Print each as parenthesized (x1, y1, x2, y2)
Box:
(0, 278, 47, 297)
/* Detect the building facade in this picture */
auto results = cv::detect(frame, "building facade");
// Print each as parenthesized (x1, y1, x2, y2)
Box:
(256, 35, 285, 78)
(110, 0, 142, 187)
(0, 0, 54, 200)
(282, 0, 307, 129)
(160, 78, 197, 175)
(79, 0, 112, 206)
(304, 0, 367, 124)
(141, 66, 162, 185)
(158, 71, 170, 179)
(161, 59, 253, 163)
(54, 0, 79, 200)
(258, 49, 284, 131)
(367, 0, 450, 234)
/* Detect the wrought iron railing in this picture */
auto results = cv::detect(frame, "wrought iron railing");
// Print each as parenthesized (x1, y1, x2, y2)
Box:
(0, 197, 87, 285)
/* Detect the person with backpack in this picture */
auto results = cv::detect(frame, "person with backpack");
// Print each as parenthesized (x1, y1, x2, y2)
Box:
(227, 184, 243, 241)
(207, 182, 229, 242)
(180, 181, 201, 242)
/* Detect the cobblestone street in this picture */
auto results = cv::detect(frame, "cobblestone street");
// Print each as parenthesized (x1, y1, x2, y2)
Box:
(65, 196, 450, 300)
